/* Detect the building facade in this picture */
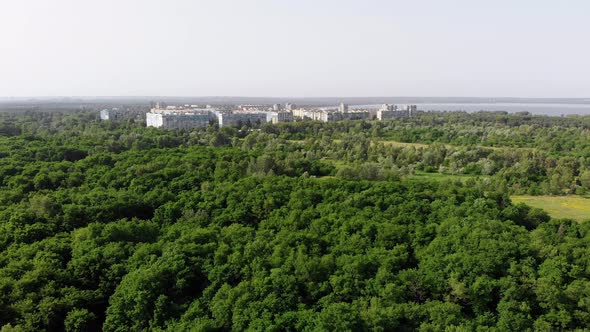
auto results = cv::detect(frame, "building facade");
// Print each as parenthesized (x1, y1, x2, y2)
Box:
(376, 104, 417, 120)
(293, 108, 370, 122)
(100, 109, 144, 121)
(267, 111, 294, 124)
(338, 102, 349, 113)
(285, 103, 296, 111)
(146, 112, 214, 129)
(216, 112, 268, 128)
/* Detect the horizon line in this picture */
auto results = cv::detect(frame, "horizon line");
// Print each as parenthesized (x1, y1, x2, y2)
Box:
(1, 96, 590, 100)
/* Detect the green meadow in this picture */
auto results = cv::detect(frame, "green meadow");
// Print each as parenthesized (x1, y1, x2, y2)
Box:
(512, 195, 590, 222)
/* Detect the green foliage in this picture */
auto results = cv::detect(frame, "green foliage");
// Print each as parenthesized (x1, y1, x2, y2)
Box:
(0, 110, 589, 330)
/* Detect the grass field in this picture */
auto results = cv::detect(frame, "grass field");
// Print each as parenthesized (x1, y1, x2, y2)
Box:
(289, 138, 533, 153)
(511, 195, 590, 222)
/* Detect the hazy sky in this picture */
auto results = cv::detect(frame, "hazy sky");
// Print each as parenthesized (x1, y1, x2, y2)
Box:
(1, 0, 589, 97)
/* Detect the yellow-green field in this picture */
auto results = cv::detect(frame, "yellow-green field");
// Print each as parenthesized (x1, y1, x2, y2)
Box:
(290, 138, 535, 153)
(511, 195, 590, 222)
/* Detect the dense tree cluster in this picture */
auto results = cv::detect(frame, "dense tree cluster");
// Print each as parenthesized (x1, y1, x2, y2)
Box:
(0, 110, 589, 331)
(261, 112, 590, 194)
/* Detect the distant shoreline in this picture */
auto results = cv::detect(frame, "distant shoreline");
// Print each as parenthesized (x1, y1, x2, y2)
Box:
(2, 97, 590, 116)
(352, 102, 590, 116)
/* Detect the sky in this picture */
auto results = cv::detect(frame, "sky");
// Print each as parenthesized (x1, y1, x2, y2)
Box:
(0, 0, 589, 98)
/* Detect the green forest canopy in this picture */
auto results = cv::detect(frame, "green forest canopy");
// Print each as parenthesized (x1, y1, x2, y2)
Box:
(0, 110, 589, 331)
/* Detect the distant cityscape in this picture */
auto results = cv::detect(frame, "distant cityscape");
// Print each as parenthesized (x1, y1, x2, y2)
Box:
(100, 102, 417, 129)
(3, 97, 590, 117)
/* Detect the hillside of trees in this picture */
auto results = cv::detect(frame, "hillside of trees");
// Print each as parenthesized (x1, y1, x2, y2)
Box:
(0, 110, 590, 331)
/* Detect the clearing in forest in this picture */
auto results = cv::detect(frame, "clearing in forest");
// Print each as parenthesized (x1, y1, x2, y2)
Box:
(511, 195, 590, 222)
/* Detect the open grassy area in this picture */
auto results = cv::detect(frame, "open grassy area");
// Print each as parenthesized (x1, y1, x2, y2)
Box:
(511, 195, 590, 222)
(289, 138, 534, 153)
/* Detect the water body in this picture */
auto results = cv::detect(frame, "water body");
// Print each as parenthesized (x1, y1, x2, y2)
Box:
(352, 103, 590, 116)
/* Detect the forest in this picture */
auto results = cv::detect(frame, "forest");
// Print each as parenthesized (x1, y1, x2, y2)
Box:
(0, 110, 590, 331)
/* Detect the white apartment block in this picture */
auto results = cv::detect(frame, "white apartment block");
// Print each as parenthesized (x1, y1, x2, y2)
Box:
(146, 112, 214, 129)
(293, 108, 370, 122)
